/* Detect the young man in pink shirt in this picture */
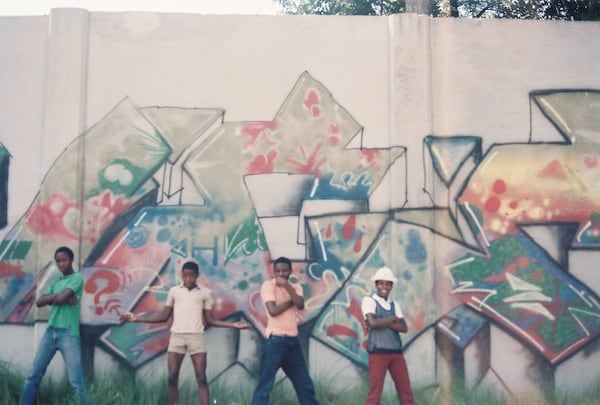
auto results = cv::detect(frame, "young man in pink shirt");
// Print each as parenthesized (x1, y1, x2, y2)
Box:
(251, 256, 319, 405)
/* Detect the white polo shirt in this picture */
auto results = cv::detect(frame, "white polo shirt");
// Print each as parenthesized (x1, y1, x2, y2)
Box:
(361, 293, 404, 319)
(165, 284, 214, 333)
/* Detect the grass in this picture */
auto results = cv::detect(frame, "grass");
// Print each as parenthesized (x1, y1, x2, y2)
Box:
(2, 361, 600, 405)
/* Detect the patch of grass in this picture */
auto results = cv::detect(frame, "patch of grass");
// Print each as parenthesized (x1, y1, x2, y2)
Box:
(3, 362, 600, 405)
(87, 370, 168, 405)
(0, 361, 24, 404)
(555, 380, 600, 405)
(416, 382, 505, 405)
(208, 379, 254, 405)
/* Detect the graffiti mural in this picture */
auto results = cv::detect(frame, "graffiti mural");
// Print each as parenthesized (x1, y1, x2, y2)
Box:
(448, 232, 600, 363)
(1, 71, 600, 400)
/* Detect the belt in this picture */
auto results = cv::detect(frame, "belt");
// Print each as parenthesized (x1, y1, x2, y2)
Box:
(269, 333, 296, 338)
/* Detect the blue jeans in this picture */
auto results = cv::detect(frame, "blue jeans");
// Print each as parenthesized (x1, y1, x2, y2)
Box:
(252, 335, 319, 405)
(20, 327, 88, 405)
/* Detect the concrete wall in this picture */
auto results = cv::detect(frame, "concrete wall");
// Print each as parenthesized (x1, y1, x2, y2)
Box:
(1, 8, 600, 400)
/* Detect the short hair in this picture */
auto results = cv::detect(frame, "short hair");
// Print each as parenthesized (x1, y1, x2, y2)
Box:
(273, 256, 292, 269)
(55, 246, 74, 260)
(182, 261, 199, 275)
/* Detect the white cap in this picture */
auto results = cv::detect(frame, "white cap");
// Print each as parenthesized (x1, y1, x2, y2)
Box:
(371, 266, 398, 283)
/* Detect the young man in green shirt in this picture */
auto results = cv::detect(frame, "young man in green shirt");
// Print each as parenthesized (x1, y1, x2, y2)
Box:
(19, 246, 88, 405)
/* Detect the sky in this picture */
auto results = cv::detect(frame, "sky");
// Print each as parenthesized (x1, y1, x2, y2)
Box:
(0, 0, 282, 16)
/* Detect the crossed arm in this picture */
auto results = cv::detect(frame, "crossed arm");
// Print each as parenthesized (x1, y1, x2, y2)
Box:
(36, 288, 77, 307)
(264, 278, 304, 317)
(365, 313, 408, 333)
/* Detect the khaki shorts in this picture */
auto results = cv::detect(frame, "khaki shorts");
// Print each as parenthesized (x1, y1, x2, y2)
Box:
(168, 333, 206, 355)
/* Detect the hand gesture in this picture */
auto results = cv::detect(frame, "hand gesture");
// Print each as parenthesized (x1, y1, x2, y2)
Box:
(275, 276, 289, 288)
(68, 295, 78, 307)
(119, 312, 136, 323)
(232, 321, 252, 329)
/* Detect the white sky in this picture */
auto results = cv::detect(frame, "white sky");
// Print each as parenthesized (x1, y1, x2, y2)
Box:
(0, 0, 282, 16)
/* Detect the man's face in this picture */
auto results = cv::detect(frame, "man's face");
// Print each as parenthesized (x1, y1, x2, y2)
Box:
(54, 252, 73, 274)
(274, 262, 292, 280)
(375, 280, 394, 299)
(181, 268, 198, 288)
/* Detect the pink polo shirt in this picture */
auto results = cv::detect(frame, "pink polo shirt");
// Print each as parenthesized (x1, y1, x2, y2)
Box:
(260, 278, 303, 338)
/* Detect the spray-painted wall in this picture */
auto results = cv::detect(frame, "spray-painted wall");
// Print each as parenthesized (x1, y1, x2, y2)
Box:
(1, 9, 600, 401)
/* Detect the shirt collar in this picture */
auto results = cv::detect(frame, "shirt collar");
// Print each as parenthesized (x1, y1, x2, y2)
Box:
(178, 284, 200, 290)
(372, 293, 391, 305)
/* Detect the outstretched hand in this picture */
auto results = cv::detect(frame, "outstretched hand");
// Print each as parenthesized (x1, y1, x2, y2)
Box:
(233, 321, 252, 329)
(119, 312, 137, 324)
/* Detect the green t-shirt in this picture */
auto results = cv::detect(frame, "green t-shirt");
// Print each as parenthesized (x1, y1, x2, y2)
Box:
(46, 272, 84, 337)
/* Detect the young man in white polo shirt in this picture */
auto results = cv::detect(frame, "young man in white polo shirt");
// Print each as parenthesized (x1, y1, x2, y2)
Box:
(361, 266, 414, 405)
(120, 261, 250, 405)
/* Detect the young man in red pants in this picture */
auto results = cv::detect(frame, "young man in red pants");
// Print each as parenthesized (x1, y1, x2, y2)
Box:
(361, 266, 414, 405)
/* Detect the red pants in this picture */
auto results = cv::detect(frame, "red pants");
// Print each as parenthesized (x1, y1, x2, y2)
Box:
(364, 352, 414, 405)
